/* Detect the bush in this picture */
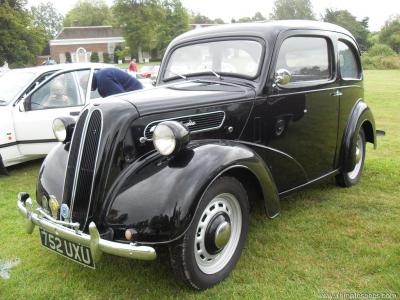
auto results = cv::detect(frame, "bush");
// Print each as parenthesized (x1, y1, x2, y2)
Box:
(65, 52, 72, 63)
(362, 43, 400, 70)
(114, 45, 122, 63)
(362, 54, 400, 70)
(103, 52, 111, 63)
(367, 44, 397, 57)
(90, 51, 99, 63)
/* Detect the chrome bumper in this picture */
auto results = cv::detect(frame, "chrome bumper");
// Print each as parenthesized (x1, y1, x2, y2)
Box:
(16, 193, 156, 262)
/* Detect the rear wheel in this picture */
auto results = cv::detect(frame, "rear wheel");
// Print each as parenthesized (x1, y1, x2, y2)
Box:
(336, 128, 366, 187)
(169, 176, 249, 290)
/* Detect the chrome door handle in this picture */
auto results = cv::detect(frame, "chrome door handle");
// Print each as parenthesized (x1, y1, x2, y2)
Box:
(330, 90, 343, 97)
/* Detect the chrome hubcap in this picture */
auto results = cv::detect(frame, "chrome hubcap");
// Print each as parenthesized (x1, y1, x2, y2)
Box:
(348, 133, 364, 180)
(194, 193, 242, 274)
(214, 221, 231, 249)
(355, 146, 361, 164)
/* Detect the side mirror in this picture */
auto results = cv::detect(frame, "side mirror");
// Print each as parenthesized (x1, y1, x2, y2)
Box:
(274, 69, 292, 85)
(18, 99, 29, 112)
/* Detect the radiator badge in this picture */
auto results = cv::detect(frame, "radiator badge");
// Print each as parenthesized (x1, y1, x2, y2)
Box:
(183, 120, 196, 127)
(60, 204, 70, 220)
(49, 196, 59, 219)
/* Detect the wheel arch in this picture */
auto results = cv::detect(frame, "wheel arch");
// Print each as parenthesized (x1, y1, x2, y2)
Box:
(103, 141, 280, 244)
(340, 99, 376, 172)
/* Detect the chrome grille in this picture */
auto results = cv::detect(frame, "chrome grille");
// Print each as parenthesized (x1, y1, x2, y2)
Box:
(63, 109, 88, 206)
(144, 111, 225, 139)
(63, 109, 102, 230)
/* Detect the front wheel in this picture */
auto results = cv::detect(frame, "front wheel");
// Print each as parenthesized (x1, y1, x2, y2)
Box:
(336, 128, 366, 187)
(169, 176, 249, 290)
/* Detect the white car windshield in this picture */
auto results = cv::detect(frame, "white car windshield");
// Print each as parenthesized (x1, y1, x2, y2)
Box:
(0, 70, 36, 105)
(164, 40, 263, 80)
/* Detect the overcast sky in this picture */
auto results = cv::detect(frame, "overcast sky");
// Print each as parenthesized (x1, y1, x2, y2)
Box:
(27, 0, 399, 32)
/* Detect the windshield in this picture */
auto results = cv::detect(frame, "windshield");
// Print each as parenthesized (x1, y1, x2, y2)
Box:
(0, 70, 36, 105)
(164, 40, 263, 80)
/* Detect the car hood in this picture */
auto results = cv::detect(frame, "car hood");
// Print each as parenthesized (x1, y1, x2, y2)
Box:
(116, 80, 255, 116)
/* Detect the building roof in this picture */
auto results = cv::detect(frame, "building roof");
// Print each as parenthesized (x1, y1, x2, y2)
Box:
(55, 26, 122, 40)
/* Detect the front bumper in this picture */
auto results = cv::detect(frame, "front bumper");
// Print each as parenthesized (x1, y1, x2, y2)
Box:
(16, 193, 157, 262)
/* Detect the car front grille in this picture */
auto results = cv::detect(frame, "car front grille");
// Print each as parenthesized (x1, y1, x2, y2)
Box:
(63, 109, 88, 206)
(63, 109, 102, 230)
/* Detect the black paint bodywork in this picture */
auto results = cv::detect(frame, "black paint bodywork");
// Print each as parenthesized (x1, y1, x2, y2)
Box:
(37, 21, 376, 245)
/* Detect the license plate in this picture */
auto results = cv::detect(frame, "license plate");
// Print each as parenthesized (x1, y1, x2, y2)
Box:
(39, 228, 95, 268)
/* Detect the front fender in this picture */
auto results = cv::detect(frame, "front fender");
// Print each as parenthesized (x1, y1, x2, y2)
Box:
(341, 99, 376, 172)
(104, 140, 280, 244)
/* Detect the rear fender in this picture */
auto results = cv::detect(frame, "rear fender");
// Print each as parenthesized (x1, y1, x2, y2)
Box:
(341, 99, 376, 172)
(103, 140, 280, 244)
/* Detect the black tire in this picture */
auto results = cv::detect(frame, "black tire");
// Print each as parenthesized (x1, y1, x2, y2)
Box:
(336, 128, 366, 187)
(169, 176, 249, 290)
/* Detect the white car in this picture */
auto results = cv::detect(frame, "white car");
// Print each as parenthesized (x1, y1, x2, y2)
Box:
(0, 63, 125, 172)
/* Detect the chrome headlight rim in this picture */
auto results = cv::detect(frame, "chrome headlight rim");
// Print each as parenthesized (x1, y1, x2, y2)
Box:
(152, 121, 190, 156)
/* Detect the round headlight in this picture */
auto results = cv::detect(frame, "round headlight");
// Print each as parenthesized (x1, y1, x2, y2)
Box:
(52, 118, 67, 142)
(153, 123, 177, 156)
(152, 121, 190, 156)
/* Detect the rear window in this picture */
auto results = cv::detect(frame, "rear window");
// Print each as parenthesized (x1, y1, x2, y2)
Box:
(276, 37, 331, 82)
(338, 40, 361, 79)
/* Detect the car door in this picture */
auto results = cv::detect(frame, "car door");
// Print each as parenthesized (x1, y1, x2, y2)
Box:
(265, 31, 340, 184)
(12, 68, 92, 156)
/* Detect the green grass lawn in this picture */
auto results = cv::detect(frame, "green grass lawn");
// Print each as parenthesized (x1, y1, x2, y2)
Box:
(0, 70, 399, 299)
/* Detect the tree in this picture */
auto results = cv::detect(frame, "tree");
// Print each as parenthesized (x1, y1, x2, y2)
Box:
(233, 12, 267, 23)
(0, 1, 47, 66)
(90, 51, 99, 62)
(156, 0, 190, 55)
(190, 12, 224, 24)
(323, 9, 370, 51)
(0, 0, 26, 10)
(63, 0, 112, 27)
(270, 0, 315, 20)
(379, 16, 400, 53)
(113, 0, 189, 61)
(31, 2, 63, 38)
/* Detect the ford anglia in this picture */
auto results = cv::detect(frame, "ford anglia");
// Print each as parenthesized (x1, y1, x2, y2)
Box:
(17, 21, 377, 290)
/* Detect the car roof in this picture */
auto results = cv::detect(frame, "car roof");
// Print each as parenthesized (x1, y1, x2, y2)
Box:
(8, 63, 113, 75)
(171, 20, 356, 45)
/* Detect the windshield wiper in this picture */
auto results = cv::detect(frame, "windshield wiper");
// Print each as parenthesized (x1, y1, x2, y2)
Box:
(202, 69, 221, 80)
(0, 100, 7, 105)
(167, 71, 187, 80)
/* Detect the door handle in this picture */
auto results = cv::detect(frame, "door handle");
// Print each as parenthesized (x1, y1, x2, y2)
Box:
(70, 111, 80, 116)
(330, 90, 343, 97)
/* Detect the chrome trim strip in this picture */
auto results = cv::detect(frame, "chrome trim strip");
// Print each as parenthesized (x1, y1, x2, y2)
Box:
(82, 109, 103, 229)
(143, 110, 226, 140)
(17, 195, 157, 261)
(70, 107, 93, 214)
(278, 169, 340, 197)
(61, 108, 87, 210)
(267, 84, 362, 98)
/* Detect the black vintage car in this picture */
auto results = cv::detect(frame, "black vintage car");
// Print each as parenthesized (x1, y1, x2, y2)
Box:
(17, 21, 377, 290)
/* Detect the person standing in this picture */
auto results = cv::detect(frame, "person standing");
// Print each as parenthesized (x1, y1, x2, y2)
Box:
(128, 58, 138, 77)
(91, 68, 143, 98)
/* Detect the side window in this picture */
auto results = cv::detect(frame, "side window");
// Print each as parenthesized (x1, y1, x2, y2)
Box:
(338, 41, 361, 79)
(276, 36, 331, 82)
(30, 70, 89, 110)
